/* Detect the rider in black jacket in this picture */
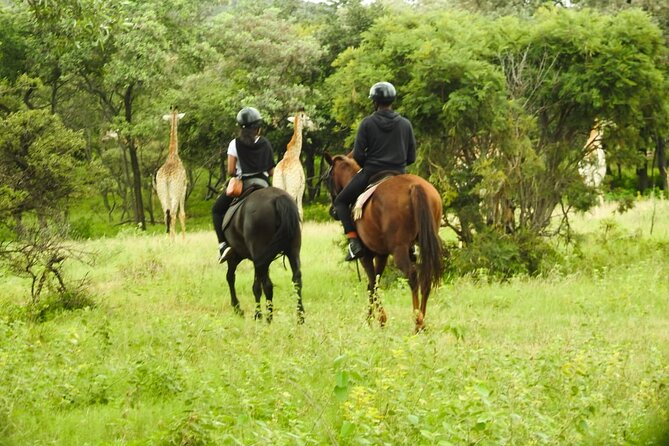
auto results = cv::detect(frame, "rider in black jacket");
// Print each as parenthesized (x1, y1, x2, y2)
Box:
(334, 82, 416, 261)
(212, 107, 275, 263)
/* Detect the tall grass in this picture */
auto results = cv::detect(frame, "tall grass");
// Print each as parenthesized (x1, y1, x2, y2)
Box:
(0, 203, 668, 445)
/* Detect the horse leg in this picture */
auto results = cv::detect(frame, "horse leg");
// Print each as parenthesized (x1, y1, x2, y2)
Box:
(394, 247, 423, 332)
(360, 255, 386, 326)
(288, 251, 304, 324)
(261, 269, 274, 324)
(373, 255, 388, 326)
(226, 259, 244, 316)
(252, 266, 267, 321)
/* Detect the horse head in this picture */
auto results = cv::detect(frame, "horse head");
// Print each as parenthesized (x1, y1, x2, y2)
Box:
(323, 152, 360, 195)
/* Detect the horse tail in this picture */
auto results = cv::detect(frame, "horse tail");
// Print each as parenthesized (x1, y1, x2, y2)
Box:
(256, 193, 300, 268)
(165, 209, 171, 234)
(411, 185, 444, 296)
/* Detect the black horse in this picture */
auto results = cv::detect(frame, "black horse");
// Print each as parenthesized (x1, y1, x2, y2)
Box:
(223, 186, 304, 323)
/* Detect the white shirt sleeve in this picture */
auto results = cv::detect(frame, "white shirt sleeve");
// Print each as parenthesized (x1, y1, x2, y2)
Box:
(226, 139, 242, 177)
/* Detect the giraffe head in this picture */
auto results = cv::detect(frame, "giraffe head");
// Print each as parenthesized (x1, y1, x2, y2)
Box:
(163, 109, 185, 123)
(288, 111, 315, 132)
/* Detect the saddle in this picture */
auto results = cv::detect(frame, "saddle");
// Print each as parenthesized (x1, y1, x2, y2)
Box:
(352, 171, 400, 221)
(221, 178, 268, 231)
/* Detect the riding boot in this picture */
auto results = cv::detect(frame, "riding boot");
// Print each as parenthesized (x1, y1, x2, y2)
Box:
(345, 237, 364, 261)
(218, 241, 232, 263)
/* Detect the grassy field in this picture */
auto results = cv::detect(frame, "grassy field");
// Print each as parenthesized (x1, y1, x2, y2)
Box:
(1, 200, 669, 445)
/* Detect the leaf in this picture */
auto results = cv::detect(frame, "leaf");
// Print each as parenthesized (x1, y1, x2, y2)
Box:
(333, 354, 347, 369)
(335, 370, 349, 388)
(340, 421, 355, 437)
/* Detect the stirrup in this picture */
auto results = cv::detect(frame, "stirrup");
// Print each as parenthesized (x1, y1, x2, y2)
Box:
(345, 239, 363, 261)
(218, 245, 232, 263)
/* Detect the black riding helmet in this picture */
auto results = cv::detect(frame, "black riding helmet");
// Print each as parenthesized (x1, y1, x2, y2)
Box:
(236, 107, 263, 128)
(368, 82, 396, 105)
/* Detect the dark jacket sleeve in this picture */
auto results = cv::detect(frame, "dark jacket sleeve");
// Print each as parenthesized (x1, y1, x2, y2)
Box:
(406, 120, 416, 166)
(266, 138, 276, 168)
(352, 119, 368, 167)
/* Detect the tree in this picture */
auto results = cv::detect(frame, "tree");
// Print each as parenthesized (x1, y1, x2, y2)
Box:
(66, 0, 218, 228)
(171, 5, 325, 200)
(326, 7, 668, 274)
(0, 108, 88, 228)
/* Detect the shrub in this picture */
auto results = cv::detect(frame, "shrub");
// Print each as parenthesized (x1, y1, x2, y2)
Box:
(451, 229, 558, 280)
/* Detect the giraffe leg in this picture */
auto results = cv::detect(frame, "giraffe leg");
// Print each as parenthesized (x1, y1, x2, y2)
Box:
(178, 197, 186, 240)
(296, 187, 304, 223)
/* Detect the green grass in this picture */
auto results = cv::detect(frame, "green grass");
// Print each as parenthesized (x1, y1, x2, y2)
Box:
(1, 204, 669, 445)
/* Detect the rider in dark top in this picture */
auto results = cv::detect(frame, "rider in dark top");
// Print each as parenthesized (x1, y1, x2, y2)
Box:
(212, 107, 275, 263)
(334, 82, 416, 261)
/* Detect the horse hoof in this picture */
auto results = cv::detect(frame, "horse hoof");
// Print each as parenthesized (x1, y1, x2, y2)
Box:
(233, 306, 244, 317)
(414, 311, 425, 333)
(254, 311, 263, 321)
(378, 308, 388, 327)
(297, 312, 305, 325)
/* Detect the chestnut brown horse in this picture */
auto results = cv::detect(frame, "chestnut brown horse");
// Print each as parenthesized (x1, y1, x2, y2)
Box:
(323, 153, 444, 332)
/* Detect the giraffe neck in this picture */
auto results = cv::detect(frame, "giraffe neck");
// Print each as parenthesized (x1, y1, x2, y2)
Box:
(168, 113, 179, 159)
(585, 126, 602, 150)
(285, 114, 303, 159)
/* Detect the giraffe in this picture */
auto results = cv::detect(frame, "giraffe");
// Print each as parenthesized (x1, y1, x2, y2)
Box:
(578, 120, 608, 205)
(154, 108, 188, 240)
(272, 111, 314, 221)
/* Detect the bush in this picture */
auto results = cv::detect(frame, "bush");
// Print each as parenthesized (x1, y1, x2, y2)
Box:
(303, 202, 333, 223)
(68, 217, 95, 240)
(26, 289, 95, 322)
(561, 219, 669, 275)
(451, 229, 559, 280)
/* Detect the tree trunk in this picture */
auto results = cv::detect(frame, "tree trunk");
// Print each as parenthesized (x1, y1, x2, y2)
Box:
(124, 84, 145, 229)
(657, 136, 667, 191)
(636, 149, 649, 193)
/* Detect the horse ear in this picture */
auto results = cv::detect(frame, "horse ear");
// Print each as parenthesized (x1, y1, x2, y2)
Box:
(324, 152, 333, 165)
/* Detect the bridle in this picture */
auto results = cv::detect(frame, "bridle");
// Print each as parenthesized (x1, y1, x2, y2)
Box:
(319, 164, 338, 202)
(318, 163, 342, 221)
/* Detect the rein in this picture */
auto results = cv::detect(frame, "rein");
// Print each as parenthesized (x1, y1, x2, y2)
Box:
(321, 162, 363, 281)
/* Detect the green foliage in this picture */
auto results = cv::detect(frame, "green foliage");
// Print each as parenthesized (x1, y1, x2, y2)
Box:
(0, 109, 89, 226)
(155, 409, 217, 446)
(24, 289, 95, 323)
(0, 213, 668, 443)
(302, 201, 332, 223)
(325, 5, 669, 268)
(0, 9, 27, 82)
(0, 224, 95, 321)
(450, 228, 558, 279)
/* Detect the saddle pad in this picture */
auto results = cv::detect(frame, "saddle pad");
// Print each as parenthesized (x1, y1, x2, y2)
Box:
(221, 199, 245, 231)
(221, 184, 266, 231)
(353, 176, 392, 221)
